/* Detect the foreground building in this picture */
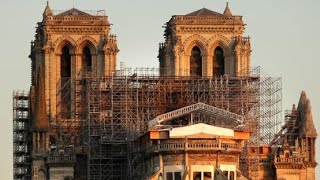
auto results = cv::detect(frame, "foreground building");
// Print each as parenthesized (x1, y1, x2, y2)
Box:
(12, 2, 317, 180)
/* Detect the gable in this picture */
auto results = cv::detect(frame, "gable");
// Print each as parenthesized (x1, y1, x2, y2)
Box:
(148, 102, 243, 128)
(56, 8, 92, 16)
(170, 123, 234, 138)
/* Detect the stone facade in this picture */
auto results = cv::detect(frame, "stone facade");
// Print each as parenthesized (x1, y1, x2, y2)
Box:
(272, 92, 317, 180)
(16, 2, 317, 180)
(158, 5, 251, 77)
(30, 3, 118, 119)
(137, 125, 250, 180)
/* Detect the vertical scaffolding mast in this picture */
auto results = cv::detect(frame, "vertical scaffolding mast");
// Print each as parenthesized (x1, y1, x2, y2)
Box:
(13, 90, 31, 180)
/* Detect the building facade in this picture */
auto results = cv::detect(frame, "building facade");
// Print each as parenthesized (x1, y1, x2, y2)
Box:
(13, 2, 317, 180)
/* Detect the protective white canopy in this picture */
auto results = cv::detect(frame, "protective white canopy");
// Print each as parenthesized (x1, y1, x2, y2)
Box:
(169, 123, 234, 138)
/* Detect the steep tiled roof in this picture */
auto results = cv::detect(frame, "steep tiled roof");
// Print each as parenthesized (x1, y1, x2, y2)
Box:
(56, 8, 92, 16)
(186, 8, 224, 16)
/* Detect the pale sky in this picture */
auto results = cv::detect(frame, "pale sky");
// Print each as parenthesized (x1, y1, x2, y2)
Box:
(0, 0, 319, 179)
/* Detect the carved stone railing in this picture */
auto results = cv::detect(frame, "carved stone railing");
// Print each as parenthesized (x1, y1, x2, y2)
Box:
(47, 155, 76, 164)
(147, 140, 241, 153)
(274, 157, 304, 164)
(259, 158, 273, 164)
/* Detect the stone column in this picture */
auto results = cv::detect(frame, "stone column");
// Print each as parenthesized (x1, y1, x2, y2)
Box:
(174, 53, 179, 77)
(75, 53, 82, 76)
(55, 54, 61, 118)
(42, 133, 46, 152)
(92, 54, 98, 77)
(44, 48, 50, 115)
(49, 52, 57, 118)
(224, 55, 230, 76)
(235, 52, 241, 76)
(179, 55, 184, 76)
(96, 52, 102, 77)
(202, 55, 207, 77)
(312, 138, 316, 162)
(185, 138, 189, 179)
(207, 55, 213, 77)
(165, 53, 171, 76)
(71, 53, 76, 119)
(104, 53, 110, 76)
(37, 132, 40, 152)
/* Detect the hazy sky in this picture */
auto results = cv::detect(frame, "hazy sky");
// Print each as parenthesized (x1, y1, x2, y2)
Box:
(1, 0, 319, 179)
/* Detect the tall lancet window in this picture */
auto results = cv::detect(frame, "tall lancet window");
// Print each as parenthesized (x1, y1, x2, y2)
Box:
(61, 46, 71, 78)
(60, 46, 71, 119)
(190, 46, 202, 77)
(213, 46, 225, 76)
(82, 46, 92, 70)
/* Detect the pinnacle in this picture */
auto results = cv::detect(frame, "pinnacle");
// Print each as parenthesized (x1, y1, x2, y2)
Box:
(223, 2, 233, 16)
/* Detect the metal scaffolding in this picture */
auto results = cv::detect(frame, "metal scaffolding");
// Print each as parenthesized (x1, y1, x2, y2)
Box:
(55, 66, 282, 179)
(13, 90, 31, 180)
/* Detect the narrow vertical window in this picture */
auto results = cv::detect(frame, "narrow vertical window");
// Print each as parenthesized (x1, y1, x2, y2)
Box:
(213, 46, 225, 76)
(60, 46, 71, 119)
(61, 46, 71, 78)
(190, 46, 202, 76)
(82, 46, 92, 70)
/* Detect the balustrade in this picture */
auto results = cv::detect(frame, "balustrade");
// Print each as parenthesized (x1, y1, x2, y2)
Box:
(147, 140, 241, 153)
(275, 157, 304, 164)
(47, 155, 76, 163)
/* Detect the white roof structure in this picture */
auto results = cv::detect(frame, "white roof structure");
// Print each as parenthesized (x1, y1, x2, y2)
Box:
(148, 102, 243, 129)
(169, 123, 234, 138)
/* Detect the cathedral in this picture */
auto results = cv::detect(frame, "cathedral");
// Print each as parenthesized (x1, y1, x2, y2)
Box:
(12, 2, 317, 180)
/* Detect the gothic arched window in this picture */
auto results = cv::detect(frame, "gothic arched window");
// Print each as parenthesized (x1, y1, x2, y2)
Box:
(60, 46, 71, 119)
(82, 46, 92, 69)
(190, 46, 202, 77)
(213, 46, 225, 76)
(61, 46, 71, 78)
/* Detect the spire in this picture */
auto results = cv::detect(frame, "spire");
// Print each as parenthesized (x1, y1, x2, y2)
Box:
(294, 91, 317, 138)
(32, 66, 49, 131)
(299, 99, 317, 138)
(43, 1, 52, 17)
(223, 2, 233, 16)
(291, 104, 296, 112)
(298, 91, 308, 106)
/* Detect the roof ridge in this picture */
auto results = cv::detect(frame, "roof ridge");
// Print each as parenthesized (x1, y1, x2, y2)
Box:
(56, 8, 92, 16)
(185, 7, 224, 17)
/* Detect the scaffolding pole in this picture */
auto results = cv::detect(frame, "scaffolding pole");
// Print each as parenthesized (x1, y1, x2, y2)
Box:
(54, 66, 282, 179)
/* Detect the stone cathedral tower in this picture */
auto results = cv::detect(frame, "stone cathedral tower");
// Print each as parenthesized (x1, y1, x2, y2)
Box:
(12, 2, 317, 180)
(29, 2, 118, 120)
(158, 3, 251, 77)
(28, 3, 118, 179)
